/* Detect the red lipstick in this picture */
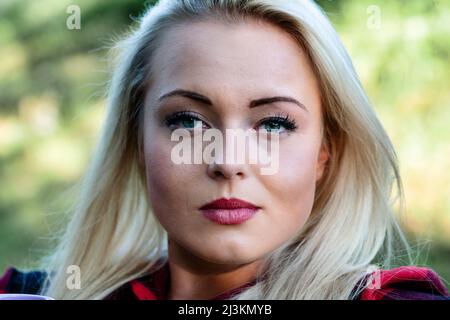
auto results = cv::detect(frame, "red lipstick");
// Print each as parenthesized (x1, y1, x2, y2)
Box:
(199, 198, 260, 225)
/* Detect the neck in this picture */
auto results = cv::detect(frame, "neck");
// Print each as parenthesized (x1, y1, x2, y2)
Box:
(166, 239, 263, 300)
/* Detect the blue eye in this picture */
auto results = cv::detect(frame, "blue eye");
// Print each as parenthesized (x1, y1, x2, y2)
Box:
(164, 110, 298, 134)
(165, 111, 208, 130)
(257, 113, 298, 134)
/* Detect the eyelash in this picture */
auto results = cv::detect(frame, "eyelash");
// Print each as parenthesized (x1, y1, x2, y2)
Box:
(259, 112, 298, 132)
(164, 108, 298, 132)
(164, 109, 207, 129)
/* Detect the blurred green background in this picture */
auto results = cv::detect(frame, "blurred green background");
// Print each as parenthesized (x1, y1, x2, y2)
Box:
(0, 0, 449, 287)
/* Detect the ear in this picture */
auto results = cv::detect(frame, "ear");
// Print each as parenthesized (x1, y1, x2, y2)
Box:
(316, 141, 329, 182)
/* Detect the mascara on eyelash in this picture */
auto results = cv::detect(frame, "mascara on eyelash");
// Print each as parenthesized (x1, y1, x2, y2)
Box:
(164, 110, 200, 127)
(165, 110, 298, 131)
(262, 113, 298, 131)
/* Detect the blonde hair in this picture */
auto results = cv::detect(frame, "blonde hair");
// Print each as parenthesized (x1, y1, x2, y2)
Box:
(41, 0, 411, 299)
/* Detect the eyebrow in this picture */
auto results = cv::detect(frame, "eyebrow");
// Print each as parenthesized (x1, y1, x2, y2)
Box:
(157, 89, 308, 112)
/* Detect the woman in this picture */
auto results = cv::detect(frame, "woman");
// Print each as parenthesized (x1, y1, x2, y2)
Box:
(1, 0, 448, 300)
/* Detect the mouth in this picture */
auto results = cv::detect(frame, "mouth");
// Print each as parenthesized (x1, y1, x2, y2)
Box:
(199, 197, 260, 225)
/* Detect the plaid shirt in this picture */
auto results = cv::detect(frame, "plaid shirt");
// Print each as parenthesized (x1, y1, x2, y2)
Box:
(1, 262, 448, 300)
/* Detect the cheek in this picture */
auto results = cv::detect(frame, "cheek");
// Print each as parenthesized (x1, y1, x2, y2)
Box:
(142, 122, 208, 239)
(281, 143, 318, 186)
(142, 125, 187, 219)
(271, 138, 319, 190)
(261, 137, 320, 229)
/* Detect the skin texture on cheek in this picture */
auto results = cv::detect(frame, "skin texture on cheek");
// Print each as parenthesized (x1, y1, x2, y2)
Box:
(261, 138, 322, 235)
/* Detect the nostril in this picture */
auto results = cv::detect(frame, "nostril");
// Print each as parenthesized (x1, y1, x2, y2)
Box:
(214, 171, 225, 178)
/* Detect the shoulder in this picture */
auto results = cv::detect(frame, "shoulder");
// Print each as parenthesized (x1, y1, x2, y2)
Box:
(358, 266, 449, 300)
(0, 267, 47, 295)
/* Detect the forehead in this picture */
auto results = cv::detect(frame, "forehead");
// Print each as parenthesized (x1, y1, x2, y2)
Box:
(148, 19, 319, 107)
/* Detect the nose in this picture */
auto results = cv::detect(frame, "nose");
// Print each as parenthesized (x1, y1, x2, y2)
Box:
(206, 139, 249, 180)
(207, 160, 247, 180)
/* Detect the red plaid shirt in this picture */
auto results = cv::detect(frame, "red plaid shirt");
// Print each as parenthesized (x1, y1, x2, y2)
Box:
(1, 262, 448, 300)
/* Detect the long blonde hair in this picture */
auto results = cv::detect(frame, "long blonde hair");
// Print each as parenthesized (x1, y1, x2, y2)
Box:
(41, 0, 411, 299)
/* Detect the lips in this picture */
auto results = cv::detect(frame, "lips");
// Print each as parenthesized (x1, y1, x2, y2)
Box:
(200, 198, 260, 210)
(199, 198, 260, 225)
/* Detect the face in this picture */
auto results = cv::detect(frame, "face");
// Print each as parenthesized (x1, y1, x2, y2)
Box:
(142, 19, 328, 266)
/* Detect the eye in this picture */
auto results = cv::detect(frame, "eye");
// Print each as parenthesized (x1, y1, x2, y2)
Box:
(256, 113, 298, 134)
(164, 110, 209, 130)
